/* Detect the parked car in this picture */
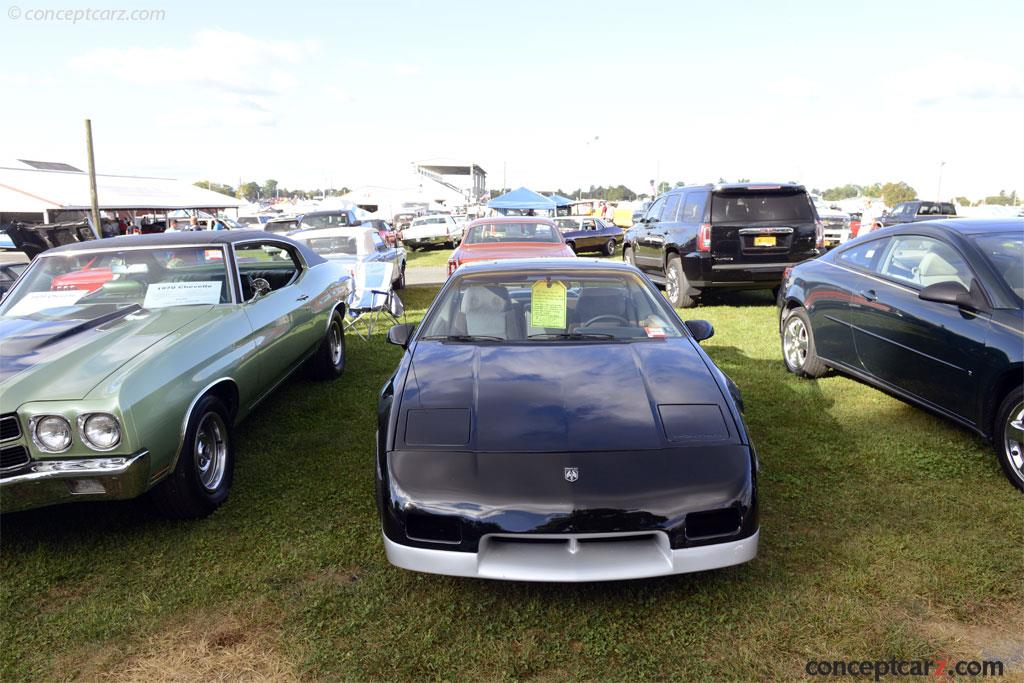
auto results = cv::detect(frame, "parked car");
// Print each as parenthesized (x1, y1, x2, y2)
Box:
(0, 262, 27, 295)
(403, 214, 461, 250)
(624, 183, 823, 307)
(361, 218, 401, 246)
(554, 216, 623, 255)
(0, 231, 352, 516)
(297, 209, 362, 231)
(263, 216, 301, 234)
(237, 215, 273, 229)
(377, 258, 759, 580)
(778, 218, 1024, 490)
(392, 212, 419, 232)
(867, 201, 958, 233)
(811, 195, 851, 248)
(290, 226, 406, 289)
(447, 218, 575, 275)
(0, 230, 17, 250)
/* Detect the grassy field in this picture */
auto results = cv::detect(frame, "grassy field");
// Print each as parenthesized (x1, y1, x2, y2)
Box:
(2, 286, 1022, 681)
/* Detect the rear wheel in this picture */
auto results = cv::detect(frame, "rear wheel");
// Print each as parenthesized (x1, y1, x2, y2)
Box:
(781, 307, 828, 378)
(995, 389, 1024, 492)
(308, 309, 346, 380)
(603, 238, 616, 256)
(665, 255, 696, 308)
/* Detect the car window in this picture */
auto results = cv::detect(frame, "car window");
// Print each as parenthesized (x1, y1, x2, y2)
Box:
(838, 238, 888, 270)
(582, 219, 597, 230)
(970, 231, 1023, 306)
(463, 223, 561, 244)
(300, 213, 351, 229)
(663, 195, 681, 222)
(645, 197, 666, 222)
(679, 193, 707, 222)
(371, 233, 388, 251)
(235, 242, 302, 299)
(711, 191, 813, 222)
(876, 236, 973, 289)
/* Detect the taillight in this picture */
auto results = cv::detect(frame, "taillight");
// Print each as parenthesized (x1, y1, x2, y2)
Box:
(849, 220, 860, 238)
(447, 259, 458, 276)
(815, 220, 824, 249)
(697, 223, 711, 252)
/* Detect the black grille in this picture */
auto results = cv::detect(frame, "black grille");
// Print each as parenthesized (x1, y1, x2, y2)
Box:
(0, 415, 21, 442)
(0, 445, 30, 471)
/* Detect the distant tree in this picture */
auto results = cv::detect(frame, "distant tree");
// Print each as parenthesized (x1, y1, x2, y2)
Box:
(193, 180, 235, 198)
(261, 179, 279, 199)
(736, 178, 750, 183)
(674, 181, 686, 188)
(657, 181, 671, 194)
(237, 182, 261, 202)
(880, 181, 917, 207)
(983, 190, 1017, 206)
(861, 183, 883, 198)
(953, 196, 971, 206)
(822, 184, 862, 201)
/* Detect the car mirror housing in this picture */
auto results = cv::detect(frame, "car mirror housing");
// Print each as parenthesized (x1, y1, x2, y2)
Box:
(685, 319, 714, 342)
(918, 281, 981, 311)
(387, 323, 415, 348)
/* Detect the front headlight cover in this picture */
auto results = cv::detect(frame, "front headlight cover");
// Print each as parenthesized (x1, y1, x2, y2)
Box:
(79, 413, 121, 451)
(31, 415, 73, 453)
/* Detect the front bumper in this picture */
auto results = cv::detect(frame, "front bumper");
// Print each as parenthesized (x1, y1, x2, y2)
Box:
(384, 528, 759, 582)
(0, 450, 151, 513)
(405, 234, 451, 247)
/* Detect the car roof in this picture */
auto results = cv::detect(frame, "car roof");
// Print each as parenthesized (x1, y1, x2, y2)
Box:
(467, 216, 557, 227)
(664, 182, 806, 194)
(290, 226, 377, 240)
(900, 218, 1023, 235)
(453, 257, 634, 275)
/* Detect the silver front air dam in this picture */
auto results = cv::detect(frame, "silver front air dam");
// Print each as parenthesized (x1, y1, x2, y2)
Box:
(0, 450, 150, 513)
(383, 529, 758, 582)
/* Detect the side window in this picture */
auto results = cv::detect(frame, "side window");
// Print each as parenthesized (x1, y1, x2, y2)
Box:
(645, 197, 667, 222)
(663, 194, 681, 222)
(235, 242, 302, 299)
(876, 236, 973, 289)
(679, 192, 707, 223)
(838, 238, 889, 270)
(582, 219, 596, 230)
(371, 233, 388, 251)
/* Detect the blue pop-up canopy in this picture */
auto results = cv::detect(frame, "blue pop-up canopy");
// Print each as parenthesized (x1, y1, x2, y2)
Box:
(546, 193, 574, 207)
(487, 187, 557, 212)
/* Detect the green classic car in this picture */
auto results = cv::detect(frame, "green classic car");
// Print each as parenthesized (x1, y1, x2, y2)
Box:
(0, 231, 352, 518)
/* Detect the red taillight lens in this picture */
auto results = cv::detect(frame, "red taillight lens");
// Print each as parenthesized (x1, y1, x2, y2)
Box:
(815, 220, 824, 249)
(849, 220, 860, 238)
(697, 223, 712, 252)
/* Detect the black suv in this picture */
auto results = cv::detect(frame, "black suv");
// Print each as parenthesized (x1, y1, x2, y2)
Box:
(624, 183, 823, 307)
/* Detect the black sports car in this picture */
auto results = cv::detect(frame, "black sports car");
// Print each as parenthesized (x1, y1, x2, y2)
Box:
(377, 259, 759, 581)
(778, 218, 1024, 490)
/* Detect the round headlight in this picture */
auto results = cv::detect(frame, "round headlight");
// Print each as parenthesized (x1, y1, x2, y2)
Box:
(81, 414, 121, 451)
(32, 415, 72, 453)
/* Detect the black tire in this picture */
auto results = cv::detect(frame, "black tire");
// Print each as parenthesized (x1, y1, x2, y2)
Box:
(994, 388, 1024, 492)
(603, 238, 616, 256)
(665, 255, 697, 308)
(150, 395, 234, 519)
(394, 262, 406, 290)
(623, 245, 636, 266)
(566, 241, 576, 254)
(308, 309, 346, 380)
(780, 307, 828, 378)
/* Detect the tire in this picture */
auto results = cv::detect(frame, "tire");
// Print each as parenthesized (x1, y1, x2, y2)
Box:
(150, 395, 234, 519)
(603, 238, 616, 256)
(566, 241, 576, 254)
(780, 307, 828, 378)
(994, 388, 1024, 492)
(308, 309, 346, 380)
(665, 255, 697, 308)
(623, 245, 636, 266)
(394, 262, 406, 290)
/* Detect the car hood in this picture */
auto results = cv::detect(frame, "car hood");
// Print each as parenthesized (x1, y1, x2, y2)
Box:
(456, 243, 574, 262)
(0, 305, 213, 408)
(396, 340, 738, 453)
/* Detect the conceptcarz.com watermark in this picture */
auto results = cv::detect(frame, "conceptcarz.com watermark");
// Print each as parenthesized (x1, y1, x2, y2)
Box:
(7, 5, 165, 22)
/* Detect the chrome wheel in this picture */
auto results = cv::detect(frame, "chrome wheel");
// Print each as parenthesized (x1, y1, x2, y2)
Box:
(194, 412, 228, 492)
(329, 321, 343, 367)
(666, 266, 679, 302)
(1004, 401, 1024, 479)
(783, 316, 809, 369)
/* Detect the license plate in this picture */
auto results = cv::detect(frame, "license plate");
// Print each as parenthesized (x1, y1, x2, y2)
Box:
(754, 235, 776, 247)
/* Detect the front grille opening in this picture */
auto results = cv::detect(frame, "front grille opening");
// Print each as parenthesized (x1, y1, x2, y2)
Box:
(0, 415, 21, 442)
(578, 533, 658, 545)
(489, 537, 564, 546)
(0, 445, 30, 472)
(405, 512, 462, 545)
(685, 507, 741, 540)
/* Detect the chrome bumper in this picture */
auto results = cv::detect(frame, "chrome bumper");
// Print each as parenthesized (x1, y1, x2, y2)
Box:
(0, 450, 151, 513)
(383, 529, 758, 582)
(404, 234, 451, 246)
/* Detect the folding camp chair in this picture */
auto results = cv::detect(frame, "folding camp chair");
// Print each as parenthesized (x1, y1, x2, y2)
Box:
(344, 261, 404, 340)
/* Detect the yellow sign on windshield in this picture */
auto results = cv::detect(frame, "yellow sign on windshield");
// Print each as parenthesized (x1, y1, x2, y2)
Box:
(531, 280, 567, 329)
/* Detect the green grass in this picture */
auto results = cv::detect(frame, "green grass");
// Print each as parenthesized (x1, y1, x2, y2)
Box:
(2, 287, 1021, 681)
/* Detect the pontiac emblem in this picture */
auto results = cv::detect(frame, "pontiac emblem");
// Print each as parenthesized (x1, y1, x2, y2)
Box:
(564, 467, 579, 483)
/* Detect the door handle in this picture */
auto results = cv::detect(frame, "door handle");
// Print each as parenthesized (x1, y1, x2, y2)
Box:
(859, 289, 877, 302)
(296, 294, 309, 302)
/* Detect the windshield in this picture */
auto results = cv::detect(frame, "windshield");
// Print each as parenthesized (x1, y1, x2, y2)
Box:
(711, 191, 813, 222)
(411, 216, 446, 226)
(0, 246, 231, 319)
(418, 271, 682, 341)
(301, 235, 359, 257)
(300, 213, 351, 230)
(971, 232, 1023, 305)
(463, 222, 562, 245)
(265, 220, 298, 234)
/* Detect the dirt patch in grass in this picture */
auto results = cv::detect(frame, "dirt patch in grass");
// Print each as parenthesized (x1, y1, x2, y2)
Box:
(919, 604, 1024, 673)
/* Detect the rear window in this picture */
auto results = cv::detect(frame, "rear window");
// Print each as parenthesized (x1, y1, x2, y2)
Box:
(463, 223, 561, 244)
(711, 191, 813, 223)
(917, 202, 956, 216)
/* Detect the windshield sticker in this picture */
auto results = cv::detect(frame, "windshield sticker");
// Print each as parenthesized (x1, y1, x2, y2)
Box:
(143, 281, 222, 308)
(531, 280, 567, 329)
(644, 326, 667, 338)
(4, 290, 86, 317)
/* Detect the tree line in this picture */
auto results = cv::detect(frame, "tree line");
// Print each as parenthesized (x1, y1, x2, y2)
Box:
(820, 183, 1019, 207)
(193, 180, 351, 202)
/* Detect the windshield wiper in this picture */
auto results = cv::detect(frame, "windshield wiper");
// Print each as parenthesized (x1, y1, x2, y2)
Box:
(527, 332, 616, 340)
(420, 334, 505, 342)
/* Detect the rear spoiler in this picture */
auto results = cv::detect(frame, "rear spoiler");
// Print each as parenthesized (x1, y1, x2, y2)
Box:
(5, 221, 97, 259)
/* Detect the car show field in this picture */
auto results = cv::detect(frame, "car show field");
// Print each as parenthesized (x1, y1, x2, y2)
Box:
(2, 285, 1019, 681)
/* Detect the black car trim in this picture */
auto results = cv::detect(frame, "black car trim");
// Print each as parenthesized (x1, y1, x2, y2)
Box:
(846, 322, 972, 374)
(711, 263, 791, 271)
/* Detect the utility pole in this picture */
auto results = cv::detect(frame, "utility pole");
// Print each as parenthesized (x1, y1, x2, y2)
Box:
(84, 119, 101, 237)
(936, 161, 946, 200)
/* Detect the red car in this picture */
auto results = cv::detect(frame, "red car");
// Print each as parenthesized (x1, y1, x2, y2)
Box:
(49, 255, 114, 292)
(447, 217, 576, 275)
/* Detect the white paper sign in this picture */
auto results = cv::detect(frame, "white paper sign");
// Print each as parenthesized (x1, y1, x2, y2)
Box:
(4, 290, 86, 317)
(143, 281, 222, 308)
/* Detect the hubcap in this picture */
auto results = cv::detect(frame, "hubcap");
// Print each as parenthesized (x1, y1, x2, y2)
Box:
(783, 317, 809, 369)
(1005, 401, 1024, 479)
(194, 412, 227, 492)
(329, 322, 343, 366)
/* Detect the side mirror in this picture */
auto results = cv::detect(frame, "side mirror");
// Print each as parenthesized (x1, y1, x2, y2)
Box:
(387, 323, 415, 348)
(249, 277, 271, 301)
(685, 319, 714, 342)
(919, 281, 981, 311)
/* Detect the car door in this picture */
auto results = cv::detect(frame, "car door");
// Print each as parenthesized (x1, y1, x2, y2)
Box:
(849, 234, 990, 421)
(635, 196, 668, 271)
(579, 218, 601, 250)
(234, 241, 320, 391)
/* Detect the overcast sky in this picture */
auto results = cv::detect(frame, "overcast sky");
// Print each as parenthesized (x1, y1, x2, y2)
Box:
(2, 0, 1021, 200)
